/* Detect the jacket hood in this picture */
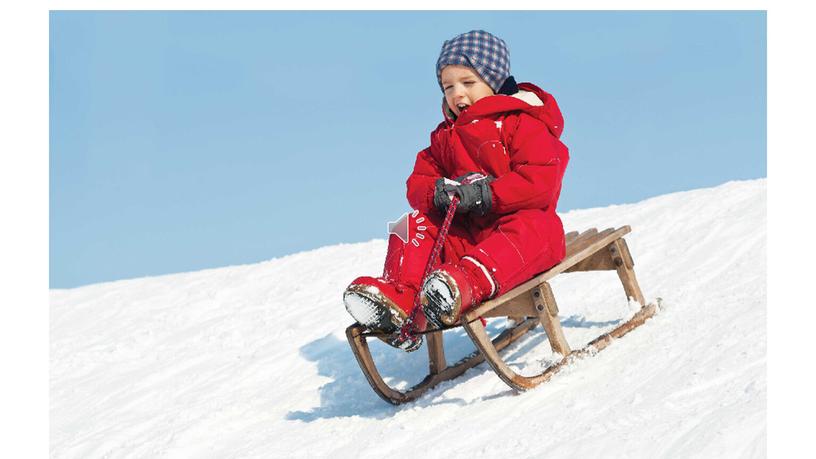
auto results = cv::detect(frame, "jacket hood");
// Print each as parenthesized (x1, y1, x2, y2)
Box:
(442, 82, 564, 139)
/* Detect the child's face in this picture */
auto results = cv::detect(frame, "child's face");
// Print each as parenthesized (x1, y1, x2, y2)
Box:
(440, 65, 495, 117)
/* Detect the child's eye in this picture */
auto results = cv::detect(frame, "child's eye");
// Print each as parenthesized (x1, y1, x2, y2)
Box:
(464, 81, 475, 86)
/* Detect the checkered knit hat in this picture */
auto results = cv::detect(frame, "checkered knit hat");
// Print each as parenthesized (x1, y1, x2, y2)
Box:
(436, 30, 511, 93)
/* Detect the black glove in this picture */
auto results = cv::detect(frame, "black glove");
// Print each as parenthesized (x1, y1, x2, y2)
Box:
(433, 172, 495, 216)
(433, 178, 455, 215)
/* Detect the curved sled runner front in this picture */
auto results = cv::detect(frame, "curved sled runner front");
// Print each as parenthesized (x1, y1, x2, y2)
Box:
(346, 226, 658, 404)
(346, 317, 539, 405)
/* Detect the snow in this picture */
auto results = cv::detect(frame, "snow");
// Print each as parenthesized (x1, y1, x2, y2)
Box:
(51, 179, 766, 458)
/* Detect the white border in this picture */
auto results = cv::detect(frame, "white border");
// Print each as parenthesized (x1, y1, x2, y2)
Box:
(5, 1, 810, 456)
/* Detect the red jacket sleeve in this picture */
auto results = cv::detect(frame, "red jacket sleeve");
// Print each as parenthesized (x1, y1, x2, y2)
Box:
(490, 113, 569, 214)
(406, 147, 445, 214)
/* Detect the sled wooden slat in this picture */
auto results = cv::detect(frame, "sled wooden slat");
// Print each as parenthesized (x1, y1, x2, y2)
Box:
(566, 227, 615, 257)
(564, 228, 601, 256)
(346, 225, 657, 404)
(564, 228, 619, 273)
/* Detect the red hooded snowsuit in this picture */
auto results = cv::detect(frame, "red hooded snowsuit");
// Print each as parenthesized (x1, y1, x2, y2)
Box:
(381, 82, 569, 307)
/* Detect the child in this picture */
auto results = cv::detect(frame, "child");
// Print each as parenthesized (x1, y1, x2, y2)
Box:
(343, 30, 569, 351)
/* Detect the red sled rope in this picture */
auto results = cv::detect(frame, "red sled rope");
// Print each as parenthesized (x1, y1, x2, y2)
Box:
(396, 194, 460, 350)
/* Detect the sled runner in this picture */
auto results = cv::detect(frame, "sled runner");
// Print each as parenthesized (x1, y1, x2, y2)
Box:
(346, 225, 657, 404)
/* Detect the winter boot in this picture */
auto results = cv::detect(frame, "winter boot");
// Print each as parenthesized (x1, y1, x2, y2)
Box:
(420, 257, 497, 328)
(343, 276, 423, 351)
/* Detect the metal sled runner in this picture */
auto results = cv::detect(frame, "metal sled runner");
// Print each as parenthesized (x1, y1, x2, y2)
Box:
(346, 226, 658, 405)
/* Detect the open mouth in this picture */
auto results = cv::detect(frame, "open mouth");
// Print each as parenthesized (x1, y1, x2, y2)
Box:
(456, 103, 469, 113)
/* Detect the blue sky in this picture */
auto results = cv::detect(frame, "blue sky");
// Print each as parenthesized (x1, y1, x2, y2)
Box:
(50, 11, 766, 289)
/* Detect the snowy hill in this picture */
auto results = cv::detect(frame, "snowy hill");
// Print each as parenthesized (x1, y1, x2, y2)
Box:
(50, 179, 766, 458)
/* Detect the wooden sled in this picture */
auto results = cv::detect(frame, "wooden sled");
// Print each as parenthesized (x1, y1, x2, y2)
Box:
(346, 226, 658, 405)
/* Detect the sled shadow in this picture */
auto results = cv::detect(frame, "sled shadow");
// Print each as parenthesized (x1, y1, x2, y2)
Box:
(285, 316, 621, 422)
(285, 321, 510, 422)
(560, 314, 622, 329)
(285, 333, 404, 422)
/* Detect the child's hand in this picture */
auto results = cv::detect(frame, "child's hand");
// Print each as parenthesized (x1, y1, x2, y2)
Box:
(433, 178, 459, 214)
(433, 173, 495, 216)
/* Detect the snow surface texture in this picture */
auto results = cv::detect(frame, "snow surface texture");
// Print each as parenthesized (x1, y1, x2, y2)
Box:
(51, 179, 766, 458)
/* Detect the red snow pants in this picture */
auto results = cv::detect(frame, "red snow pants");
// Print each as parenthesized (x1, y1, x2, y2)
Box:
(382, 208, 566, 307)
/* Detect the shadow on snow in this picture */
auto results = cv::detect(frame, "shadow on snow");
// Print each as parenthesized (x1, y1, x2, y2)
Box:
(285, 315, 621, 422)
